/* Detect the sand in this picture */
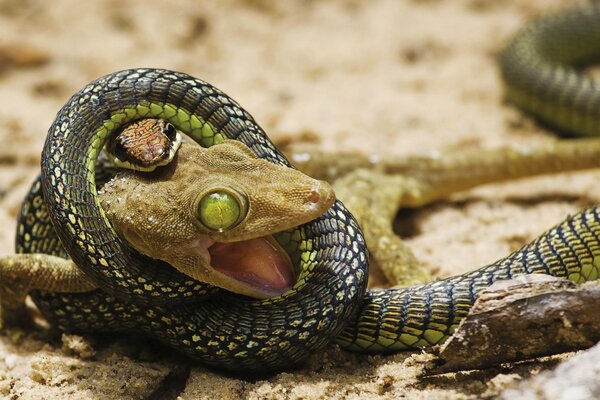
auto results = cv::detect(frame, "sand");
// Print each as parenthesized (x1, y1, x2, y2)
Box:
(0, 0, 596, 398)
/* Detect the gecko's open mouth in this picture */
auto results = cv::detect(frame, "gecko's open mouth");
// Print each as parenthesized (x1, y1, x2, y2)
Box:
(192, 236, 296, 297)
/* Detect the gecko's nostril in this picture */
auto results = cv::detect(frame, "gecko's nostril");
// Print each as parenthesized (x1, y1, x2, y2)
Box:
(308, 189, 321, 204)
(303, 181, 335, 211)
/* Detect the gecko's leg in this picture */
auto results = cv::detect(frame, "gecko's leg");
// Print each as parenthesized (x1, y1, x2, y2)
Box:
(332, 171, 428, 286)
(316, 139, 600, 286)
(0, 254, 96, 328)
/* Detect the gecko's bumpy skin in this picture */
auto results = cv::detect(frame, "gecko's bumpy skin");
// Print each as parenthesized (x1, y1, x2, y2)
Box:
(12, 5, 600, 371)
(26, 69, 369, 371)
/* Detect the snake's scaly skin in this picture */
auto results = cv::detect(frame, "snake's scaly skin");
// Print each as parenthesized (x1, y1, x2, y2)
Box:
(500, 4, 600, 137)
(27, 69, 369, 371)
(11, 4, 600, 371)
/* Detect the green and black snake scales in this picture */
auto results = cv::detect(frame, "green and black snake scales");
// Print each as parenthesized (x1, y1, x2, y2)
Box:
(14, 5, 600, 371)
(501, 4, 600, 137)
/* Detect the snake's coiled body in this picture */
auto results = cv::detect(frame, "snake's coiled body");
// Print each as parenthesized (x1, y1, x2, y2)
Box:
(24, 70, 369, 371)
(500, 5, 600, 137)
(15, 4, 600, 371)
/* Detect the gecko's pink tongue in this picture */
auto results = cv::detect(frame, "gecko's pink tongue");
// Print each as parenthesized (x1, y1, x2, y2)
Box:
(209, 237, 295, 295)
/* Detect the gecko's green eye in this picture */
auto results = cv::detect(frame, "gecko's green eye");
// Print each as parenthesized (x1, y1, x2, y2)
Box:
(197, 190, 247, 231)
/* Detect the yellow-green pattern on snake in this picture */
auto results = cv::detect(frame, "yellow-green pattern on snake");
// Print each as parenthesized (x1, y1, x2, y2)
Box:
(501, 5, 600, 137)
(12, 4, 600, 372)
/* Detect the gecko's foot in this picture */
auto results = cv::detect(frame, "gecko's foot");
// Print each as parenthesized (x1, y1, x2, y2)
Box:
(0, 254, 96, 330)
(0, 285, 31, 330)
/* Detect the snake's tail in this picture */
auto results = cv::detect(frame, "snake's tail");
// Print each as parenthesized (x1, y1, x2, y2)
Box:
(500, 4, 600, 137)
(336, 205, 600, 352)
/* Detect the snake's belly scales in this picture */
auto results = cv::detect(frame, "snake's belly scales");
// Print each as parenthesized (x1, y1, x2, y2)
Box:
(14, 5, 600, 371)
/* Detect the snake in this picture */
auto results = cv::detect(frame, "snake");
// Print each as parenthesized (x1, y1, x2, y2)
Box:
(7, 4, 600, 372)
(106, 118, 182, 172)
(500, 4, 600, 137)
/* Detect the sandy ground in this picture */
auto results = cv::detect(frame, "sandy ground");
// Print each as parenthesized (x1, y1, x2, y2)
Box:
(0, 0, 597, 398)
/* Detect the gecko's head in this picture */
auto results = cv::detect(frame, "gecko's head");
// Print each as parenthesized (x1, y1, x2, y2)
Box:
(99, 140, 335, 298)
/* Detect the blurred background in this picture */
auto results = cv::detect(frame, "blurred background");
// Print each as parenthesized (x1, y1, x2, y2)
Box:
(0, 0, 581, 265)
(0, 0, 592, 398)
(0, 0, 576, 240)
